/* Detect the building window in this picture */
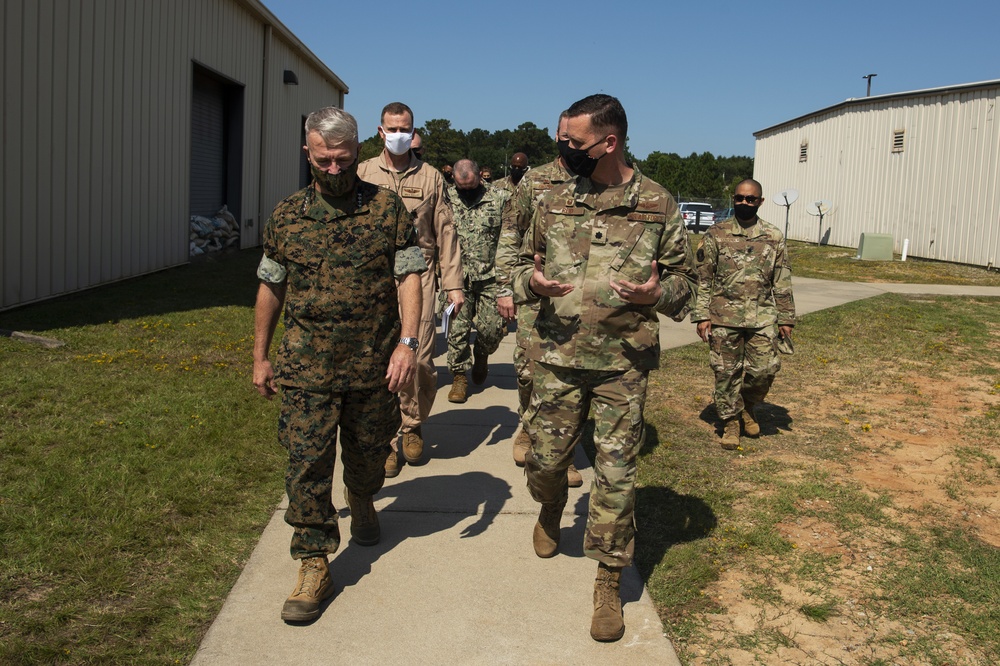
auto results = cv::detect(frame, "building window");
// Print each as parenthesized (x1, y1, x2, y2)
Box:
(892, 129, 905, 153)
(799, 142, 808, 162)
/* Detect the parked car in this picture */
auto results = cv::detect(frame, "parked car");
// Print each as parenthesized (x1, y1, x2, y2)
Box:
(715, 207, 734, 222)
(679, 202, 715, 232)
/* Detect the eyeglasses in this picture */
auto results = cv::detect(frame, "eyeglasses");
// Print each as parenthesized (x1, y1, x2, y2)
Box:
(733, 195, 761, 204)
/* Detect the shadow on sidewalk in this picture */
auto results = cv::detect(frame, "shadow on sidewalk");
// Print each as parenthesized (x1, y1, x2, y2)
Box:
(330, 472, 513, 591)
(423, 404, 519, 458)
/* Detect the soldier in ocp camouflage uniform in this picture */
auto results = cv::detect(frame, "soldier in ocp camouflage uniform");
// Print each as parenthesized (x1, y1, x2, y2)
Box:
(443, 159, 510, 402)
(495, 111, 582, 487)
(253, 107, 426, 624)
(692, 178, 795, 450)
(492, 152, 529, 195)
(511, 95, 695, 642)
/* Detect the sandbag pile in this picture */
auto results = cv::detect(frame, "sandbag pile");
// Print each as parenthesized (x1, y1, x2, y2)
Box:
(190, 205, 240, 256)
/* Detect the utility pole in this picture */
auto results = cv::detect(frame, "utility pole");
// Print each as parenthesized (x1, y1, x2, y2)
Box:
(863, 73, 877, 97)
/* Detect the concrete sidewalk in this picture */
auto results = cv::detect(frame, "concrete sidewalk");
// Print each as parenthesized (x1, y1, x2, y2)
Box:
(193, 277, 1000, 665)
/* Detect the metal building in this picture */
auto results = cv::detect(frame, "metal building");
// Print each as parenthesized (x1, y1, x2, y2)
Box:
(753, 79, 1000, 269)
(1, 0, 347, 310)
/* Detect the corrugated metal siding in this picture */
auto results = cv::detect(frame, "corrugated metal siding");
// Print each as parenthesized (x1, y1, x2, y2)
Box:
(1, 0, 346, 310)
(753, 86, 1000, 268)
(253, 35, 348, 246)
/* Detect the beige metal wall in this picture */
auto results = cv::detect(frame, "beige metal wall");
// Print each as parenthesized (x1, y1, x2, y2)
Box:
(256, 30, 346, 246)
(753, 84, 1000, 268)
(1, 0, 346, 310)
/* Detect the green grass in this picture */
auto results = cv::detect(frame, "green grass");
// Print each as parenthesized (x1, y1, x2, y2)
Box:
(1, 244, 999, 663)
(786, 240, 1000, 285)
(0, 250, 284, 665)
(638, 293, 1000, 663)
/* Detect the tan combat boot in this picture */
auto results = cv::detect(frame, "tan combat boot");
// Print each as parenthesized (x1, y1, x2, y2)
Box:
(343, 488, 380, 546)
(281, 556, 335, 622)
(402, 426, 424, 464)
(532, 501, 564, 558)
(567, 464, 583, 488)
(721, 418, 741, 450)
(384, 448, 400, 478)
(512, 429, 530, 466)
(471, 349, 490, 385)
(448, 373, 468, 403)
(590, 562, 625, 641)
(741, 403, 760, 437)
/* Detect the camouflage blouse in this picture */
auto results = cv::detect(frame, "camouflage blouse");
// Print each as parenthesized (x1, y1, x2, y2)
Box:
(511, 167, 696, 372)
(258, 181, 426, 391)
(690, 217, 796, 329)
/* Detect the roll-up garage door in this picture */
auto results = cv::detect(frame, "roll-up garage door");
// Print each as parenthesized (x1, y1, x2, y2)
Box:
(190, 72, 225, 217)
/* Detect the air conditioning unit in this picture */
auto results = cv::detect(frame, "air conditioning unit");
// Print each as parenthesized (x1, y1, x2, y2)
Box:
(855, 233, 894, 261)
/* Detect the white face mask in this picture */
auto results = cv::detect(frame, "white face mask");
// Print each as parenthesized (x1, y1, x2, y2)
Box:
(383, 129, 413, 156)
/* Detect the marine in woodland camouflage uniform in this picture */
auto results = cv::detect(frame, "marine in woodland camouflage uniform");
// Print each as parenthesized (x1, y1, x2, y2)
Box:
(511, 99, 695, 571)
(254, 108, 425, 562)
(445, 159, 510, 377)
(692, 179, 795, 443)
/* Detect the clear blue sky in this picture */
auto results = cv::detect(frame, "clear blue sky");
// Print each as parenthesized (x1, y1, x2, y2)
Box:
(262, 0, 999, 160)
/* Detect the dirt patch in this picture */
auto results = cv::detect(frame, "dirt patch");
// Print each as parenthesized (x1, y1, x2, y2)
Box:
(679, 369, 1000, 665)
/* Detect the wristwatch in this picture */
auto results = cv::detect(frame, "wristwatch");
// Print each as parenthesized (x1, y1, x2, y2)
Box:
(398, 337, 419, 351)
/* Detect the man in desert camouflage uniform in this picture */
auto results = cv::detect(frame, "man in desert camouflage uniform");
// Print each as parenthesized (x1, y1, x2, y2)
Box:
(495, 112, 582, 488)
(492, 152, 529, 195)
(358, 102, 465, 475)
(253, 107, 426, 623)
(511, 95, 695, 642)
(443, 159, 509, 402)
(692, 178, 795, 450)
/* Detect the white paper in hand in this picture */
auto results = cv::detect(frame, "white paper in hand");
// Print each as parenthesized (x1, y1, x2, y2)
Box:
(441, 302, 456, 336)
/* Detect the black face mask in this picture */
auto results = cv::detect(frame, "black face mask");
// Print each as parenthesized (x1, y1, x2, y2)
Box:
(734, 203, 759, 222)
(457, 185, 483, 204)
(510, 166, 527, 183)
(557, 137, 606, 178)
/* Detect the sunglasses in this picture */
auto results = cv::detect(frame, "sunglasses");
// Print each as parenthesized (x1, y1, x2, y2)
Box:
(733, 195, 761, 204)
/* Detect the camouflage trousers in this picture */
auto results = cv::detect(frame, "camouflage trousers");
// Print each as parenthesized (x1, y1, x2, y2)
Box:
(445, 278, 506, 374)
(278, 385, 399, 560)
(524, 362, 647, 568)
(708, 324, 781, 421)
(513, 301, 541, 416)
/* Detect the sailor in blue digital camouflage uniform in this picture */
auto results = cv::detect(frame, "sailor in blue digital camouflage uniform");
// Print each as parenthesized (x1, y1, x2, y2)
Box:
(253, 106, 426, 623)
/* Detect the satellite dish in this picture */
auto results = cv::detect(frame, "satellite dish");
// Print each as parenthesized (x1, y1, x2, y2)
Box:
(806, 200, 833, 216)
(805, 200, 833, 245)
(773, 188, 799, 240)
(774, 189, 799, 206)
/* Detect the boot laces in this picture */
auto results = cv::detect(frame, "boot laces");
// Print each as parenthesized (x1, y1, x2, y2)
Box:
(295, 559, 326, 596)
(595, 568, 620, 607)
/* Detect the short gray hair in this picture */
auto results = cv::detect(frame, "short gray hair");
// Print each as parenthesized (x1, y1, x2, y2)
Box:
(453, 159, 480, 181)
(304, 106, 358, 145)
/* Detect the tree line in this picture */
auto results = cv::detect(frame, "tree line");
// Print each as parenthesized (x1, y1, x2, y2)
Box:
(359, 119, 753, 201)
